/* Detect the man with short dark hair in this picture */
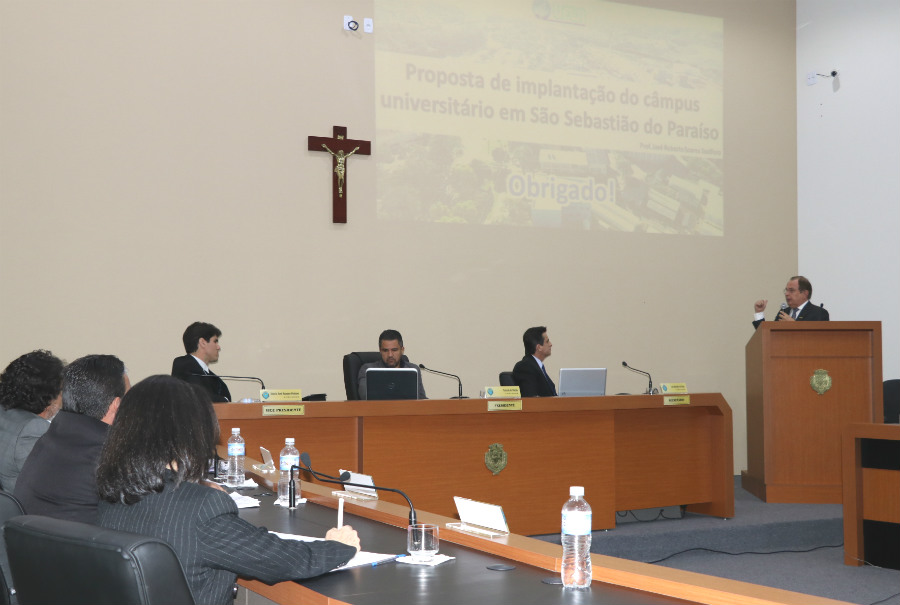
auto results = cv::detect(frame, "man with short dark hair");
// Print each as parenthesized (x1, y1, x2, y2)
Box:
(752, 275, 830, 330)
(15, 354, 129, 523)
(357, 329, 426, 400)
(172, 321, 231, 402)
(512, 326, 557, 397)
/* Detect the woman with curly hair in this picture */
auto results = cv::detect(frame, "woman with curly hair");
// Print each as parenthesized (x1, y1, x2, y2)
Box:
(0, 350, 65, 492)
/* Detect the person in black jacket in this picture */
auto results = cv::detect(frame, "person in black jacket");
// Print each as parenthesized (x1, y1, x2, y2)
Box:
(752, 275, 830, 330)
(15, 354, 128, 523)
(512, 326, 557, 397)
(96, 375, 360, 605)
(171, 321, 231, 402)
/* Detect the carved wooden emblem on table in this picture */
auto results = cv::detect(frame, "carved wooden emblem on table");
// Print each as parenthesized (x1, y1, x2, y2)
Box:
(308, 126, 371, 223)
(485, 443, 508, 475)
(809, 369, 832, 395)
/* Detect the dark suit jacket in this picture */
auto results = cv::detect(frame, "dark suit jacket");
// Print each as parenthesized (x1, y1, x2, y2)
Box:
(172, 354, 231, 402)
(752, 301, 830, 330)
(98, 473, 356, 605)
(14, 411, 108, 523)
(512, 355, 557, 397)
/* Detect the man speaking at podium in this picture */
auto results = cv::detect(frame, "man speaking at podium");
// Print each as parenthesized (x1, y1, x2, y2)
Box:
(752, 275, 830, 330)
(172, 322, 231, 402)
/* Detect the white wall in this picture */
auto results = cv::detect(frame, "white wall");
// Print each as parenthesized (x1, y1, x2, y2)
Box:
(797, 0, 900, 381)
(1, 1, 800, 475)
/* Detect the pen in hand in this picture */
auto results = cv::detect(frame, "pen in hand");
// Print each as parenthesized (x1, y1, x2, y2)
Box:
(337, 497, 344, 528)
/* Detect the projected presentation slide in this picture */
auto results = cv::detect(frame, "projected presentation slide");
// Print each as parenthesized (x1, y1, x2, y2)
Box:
(375, 0, 723, 235)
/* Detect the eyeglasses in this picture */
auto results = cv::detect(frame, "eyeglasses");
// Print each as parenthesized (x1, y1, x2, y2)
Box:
(784, 288, 799, 294)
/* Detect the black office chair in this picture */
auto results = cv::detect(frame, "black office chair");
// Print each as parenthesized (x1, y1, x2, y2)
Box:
(0, 491, 25, 605)
(5, 515, 194, 605)
(884, 379, 900, 423)
(342, 352, 409, 400)
(499, 371, 517, 387)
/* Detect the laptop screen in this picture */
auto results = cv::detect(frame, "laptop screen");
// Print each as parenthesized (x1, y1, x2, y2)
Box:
(365, 368, 419, 400)
(558, 368, 607, 397)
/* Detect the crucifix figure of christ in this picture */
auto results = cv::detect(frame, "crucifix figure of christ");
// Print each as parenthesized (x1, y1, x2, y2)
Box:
(308, 126, 371, 223)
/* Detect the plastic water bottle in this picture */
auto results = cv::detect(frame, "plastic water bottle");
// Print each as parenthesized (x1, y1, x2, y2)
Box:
(561, 485, 592, 589)
(225, 428, 245, 488)
(277, 437, 299, 504)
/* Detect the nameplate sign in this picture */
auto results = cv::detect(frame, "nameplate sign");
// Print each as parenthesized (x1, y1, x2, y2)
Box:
(487, 400, 522, 411)
(663, 396, 691, 406)
(482, 386, 521, 399)
(262, 404, 306, 416)
(260, 389, 303, 402)
(659, 383, 688, 394)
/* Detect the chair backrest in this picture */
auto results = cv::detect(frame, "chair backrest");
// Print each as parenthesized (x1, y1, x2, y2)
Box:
(342, 352, 409, 400)
(498, 372, 517, 387)
(5, 515, 194, 605)
(0, 491, 25, 605)
(884, 379, 900, 423)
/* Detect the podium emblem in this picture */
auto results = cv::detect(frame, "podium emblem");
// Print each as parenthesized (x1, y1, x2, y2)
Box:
(809, 369, 832, 395)
(484, 443, 508, 475)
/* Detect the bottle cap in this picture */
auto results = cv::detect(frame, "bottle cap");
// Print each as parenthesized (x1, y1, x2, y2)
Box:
(231, 428, 240, 434)
(569, 486, 585, 497)
(286, 437, 295, 444)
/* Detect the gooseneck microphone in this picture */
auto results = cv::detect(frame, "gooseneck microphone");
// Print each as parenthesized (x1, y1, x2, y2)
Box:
(300, 452, 418, 526)
(622, 361, 657, 395)
(190, 373, 267, 391)
(217, 374, 267, 390)
(418, 364, 467, 399)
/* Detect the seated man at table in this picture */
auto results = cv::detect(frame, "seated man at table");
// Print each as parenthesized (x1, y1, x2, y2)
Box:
(752, 275, 830, 330)
(172, 321, 231, 402)
(512, 326, 557, 397)
(15, 354, 129, 523)
(357, 329, 426, 400)
(0, 350, 65, 492)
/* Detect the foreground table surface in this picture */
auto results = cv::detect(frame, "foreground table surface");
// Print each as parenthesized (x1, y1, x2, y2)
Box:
(229, 454, 850, 605)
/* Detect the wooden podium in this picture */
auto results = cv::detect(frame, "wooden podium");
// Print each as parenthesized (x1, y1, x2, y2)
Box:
(742, 322, 883, 503)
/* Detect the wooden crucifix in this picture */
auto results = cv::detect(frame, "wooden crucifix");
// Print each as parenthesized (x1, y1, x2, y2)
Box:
(308, 125, 371, 223)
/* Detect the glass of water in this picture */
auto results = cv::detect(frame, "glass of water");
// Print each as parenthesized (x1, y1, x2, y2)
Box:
(407, 524, 439, 562)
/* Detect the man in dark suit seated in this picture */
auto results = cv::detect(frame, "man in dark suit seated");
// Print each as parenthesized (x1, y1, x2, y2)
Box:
(172, 322, 231, 402)
(15, 354, 129, 524)
(752, 275, 830, 330)
(512, 326, 557, 397)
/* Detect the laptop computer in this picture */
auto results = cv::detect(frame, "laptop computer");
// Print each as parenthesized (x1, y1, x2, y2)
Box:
(365, 368, 419, 400)
(558, 368, 607, 397)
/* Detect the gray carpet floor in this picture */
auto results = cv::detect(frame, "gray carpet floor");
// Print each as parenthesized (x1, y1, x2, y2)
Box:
(532, 477, 899, 605)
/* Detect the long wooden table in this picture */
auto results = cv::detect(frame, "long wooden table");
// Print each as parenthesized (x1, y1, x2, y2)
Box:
(230, 453, 850, 605)
(842, 422, 900, 569)
(215, 394, 734, 534)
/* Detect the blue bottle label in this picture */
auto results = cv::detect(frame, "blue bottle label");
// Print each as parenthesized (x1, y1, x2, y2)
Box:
(280, 454, 299, 471)
(228, 443, 245, 456)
